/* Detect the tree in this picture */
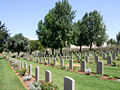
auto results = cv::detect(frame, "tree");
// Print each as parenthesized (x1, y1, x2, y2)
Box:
(116, 32, 120, 44)
(0, 21, 9, 52)
(72, 19, 89, 52)
(7, 33, 29, 55)
(36, 0, 76, 55)
(107, 38, 116, 46)
(29, 40, 43, 53)
(83, 10, 107, 50)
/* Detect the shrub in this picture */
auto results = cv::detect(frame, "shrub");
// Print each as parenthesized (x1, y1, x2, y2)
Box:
(19, 69, 27, 76)
(44, 62, 47, 65)
(29, 81, 58, 90)
(112, 61, 117, 67)
(108, 76, 113, 79)
(40, 81, 58, 90)
(61, 66, 66, 70)
(14, 64, 18, 69)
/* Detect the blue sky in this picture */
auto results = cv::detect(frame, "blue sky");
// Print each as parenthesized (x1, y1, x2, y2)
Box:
(0, 0, 120, 40)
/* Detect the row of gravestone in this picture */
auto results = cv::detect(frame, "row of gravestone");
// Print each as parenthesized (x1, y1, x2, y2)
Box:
(24, 55, 104, 75)
(6, 57, 75, 90)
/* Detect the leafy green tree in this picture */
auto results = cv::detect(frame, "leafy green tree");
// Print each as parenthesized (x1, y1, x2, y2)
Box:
(36, 0, 76, 55)
(72, 20, 89, 52)
(116, 32, 120, 44)
(7, 33, 29, 55)
(29, 40, 43, 53)
(83, 10, 107, 50)
(107, 38, 116, 45)
(0, 21, 9, 52)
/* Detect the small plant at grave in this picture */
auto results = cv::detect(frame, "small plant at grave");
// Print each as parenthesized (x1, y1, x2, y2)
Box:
(19, 69, 27, 76)
(29, 81, 41, 90)
(44, 62, 47, 65)
(15, 70, 21, 73)
(89, 61, 94, 64)
(61, 66, 66, 70)
(14, 64, 18, 69)
(50, 62, 53, 66)
(112, 61, 117, 67)
(73, 66, 77, 71)
(12, 55, 16, 58)
(117, 57, 120, 61)
(108, 76, 113, 79)
(40, 62, 43, 64)
(40, 81, 58, 90)
(29, 81, 58, 90)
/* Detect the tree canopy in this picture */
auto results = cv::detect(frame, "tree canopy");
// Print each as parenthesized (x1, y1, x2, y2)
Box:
(29, 40, 43, 53)
(36, 0, 76, 55)
(7, 33, 29, 55)
(116, 32, 120, 44)
(0, 21, 9, 52)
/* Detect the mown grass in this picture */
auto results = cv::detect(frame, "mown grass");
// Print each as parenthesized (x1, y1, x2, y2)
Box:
(18, 58, 120, 90)
(0, 56, 26, 90)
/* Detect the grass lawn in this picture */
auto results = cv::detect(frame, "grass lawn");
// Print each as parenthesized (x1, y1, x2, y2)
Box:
(0, 56, 26, 90)
(18, 57, 120, 90)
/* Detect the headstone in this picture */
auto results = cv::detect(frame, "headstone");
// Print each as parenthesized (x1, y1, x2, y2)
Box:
(69, 59, 73, 70)
(103, 53, 106, 60)
(44, 58, 46, 64)
(97, 62, 104, 75)
(21, 62, 23, 70)
(65, 55, 67, 61)
(81, 61, 86, 72)
(70, 53, 73, 60)
(29, 64, 32, 75)
(35, 67, 39, 81)
(45, 70, 51, 82)
(95, 56, 99, 63)
(60, 58, 64, 67)
(54, 58, 56, 66)
(64, 76, 75, 90)
(85, 56, 89, 63)
(77, 56, 80, 62)
(24, 63, 27, 70)
(36, 57, 38, 63)
(17, 62, 21, 70)
(48, 58, 50, 65)
(112, 53, 116, 60)
(107, 56, 112, 65)
(40, 57, 42, 63)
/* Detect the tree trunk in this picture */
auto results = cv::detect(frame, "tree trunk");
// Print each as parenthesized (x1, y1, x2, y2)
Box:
(60, 48, 63, 56)
(52, 48, 54, 55)
(80, 45, 82, 52)
(90, 43, 92, 51)
(18, 51, 20, 56)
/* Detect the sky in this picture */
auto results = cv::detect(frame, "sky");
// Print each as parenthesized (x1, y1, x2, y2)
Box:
(0, 0, 120, 40)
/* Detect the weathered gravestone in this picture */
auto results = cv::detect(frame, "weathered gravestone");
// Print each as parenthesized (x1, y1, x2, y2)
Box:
(64, 76, 75, 90)
(29, 64, 32, 75)
(54, 58, 56, 66)
(60, 58, 64, 67)
(81, 61, 86, 72)
(85, 56, 89, 63)
(95, 56, 99, 63)
(45, 70, 51, 82)
(112, 53, 116, 60)
(35, 67, 39, 81)
(48, 58, 50, 65)
(97, 62, 104, 75)
(69, 59, 73, 70)
(107, 56, 112, 65)
(24, 63, 27, 70)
